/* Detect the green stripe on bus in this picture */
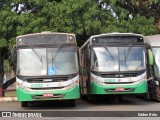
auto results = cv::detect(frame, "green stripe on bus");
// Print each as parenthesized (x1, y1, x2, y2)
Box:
(17, 85, 80, 101)
(91, 81, 147, 94)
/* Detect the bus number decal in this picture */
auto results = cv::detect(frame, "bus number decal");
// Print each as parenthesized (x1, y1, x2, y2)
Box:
(105, 79, 115, 82)
(31, 83, 43, 88)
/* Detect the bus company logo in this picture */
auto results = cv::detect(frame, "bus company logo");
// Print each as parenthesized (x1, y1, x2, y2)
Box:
(2, 112, 11, 117)
(118, 79, 121, 82)
(128, 78, 132, 82)
(58, 82, 62, 87)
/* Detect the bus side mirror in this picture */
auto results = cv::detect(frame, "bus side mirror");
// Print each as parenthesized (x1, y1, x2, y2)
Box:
(148, 49, 154, 65)
(10, 45, 16, 68)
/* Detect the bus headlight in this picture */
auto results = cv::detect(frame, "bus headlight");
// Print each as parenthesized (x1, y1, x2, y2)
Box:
(91, 77, 105, 86)
(135, 77, 145, 85)
(21, 85, 31, 91)
(65, 79, 79, 90)
(23, 86, 31, 91)
(17, 83, 31, 92)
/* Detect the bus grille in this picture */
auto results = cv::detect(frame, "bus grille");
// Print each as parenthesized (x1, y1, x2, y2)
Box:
(104, 82, 134, 84)
(100, 73, 138, 78)
(27, 77, 69, 83)
(105, 88, 135, 92)
(31, 94, 65, 99)
(31, 87, 65, 90)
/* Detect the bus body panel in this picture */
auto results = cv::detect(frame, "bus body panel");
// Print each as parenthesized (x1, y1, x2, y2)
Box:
(91, 81, 147, 94)
(14, 32, 80, 104)
(79, 33, 148, 98)
(17, 85, 80, 101)
(16, 75, 80, 101)
(145, 34, 160, 101)
(89, 72, 147, 94)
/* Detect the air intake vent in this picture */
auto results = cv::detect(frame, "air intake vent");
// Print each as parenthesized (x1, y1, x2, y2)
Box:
(31, 87, 65, 90)
(31, 94, 65, 99)
(27, 77, 69, 83)
(100, 73, 138, 78)
(104, 82, 134, 84)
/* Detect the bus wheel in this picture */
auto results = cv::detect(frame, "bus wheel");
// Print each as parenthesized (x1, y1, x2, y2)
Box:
(144, 91, 150, 101)
(81, 94, 85, 99)
(21, 102, 28, 107)
(119, 95, 124, 102)
(87, 95, 95, 102)
(68, 99, 76, 107)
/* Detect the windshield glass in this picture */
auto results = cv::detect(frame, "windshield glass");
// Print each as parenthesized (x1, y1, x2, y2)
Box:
(91, 46, 145, 72)
(17, 47, 78, 76)
(152, 48, 160, 79)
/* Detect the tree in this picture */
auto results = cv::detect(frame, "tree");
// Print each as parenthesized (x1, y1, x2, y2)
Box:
(12, 0, 116, 46)
(0, 0, 15, 96)
(99, 0, 160, 34)
(0, 0, 158, 96)
(9, 0, 157, 45)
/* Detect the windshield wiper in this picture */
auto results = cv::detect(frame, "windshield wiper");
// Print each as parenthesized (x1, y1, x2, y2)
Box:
(125, 44, 132, 61)
(32, 49, 43, 68)
(51, 45, 63, 67)
(105, 47, 114, 61)
(124, 44, 132, 67)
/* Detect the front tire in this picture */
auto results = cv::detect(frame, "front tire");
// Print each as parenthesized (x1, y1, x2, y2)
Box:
(144, 91, 150, 101)
(67, 99, 76, 107)
(21, 102, 28, 107)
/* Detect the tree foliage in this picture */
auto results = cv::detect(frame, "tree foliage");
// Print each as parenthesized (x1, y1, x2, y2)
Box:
(0, 0, 159, 47)
(100, 0, 160, 33)
(0, 0, 160, 86)
(0, 0, 158, 48)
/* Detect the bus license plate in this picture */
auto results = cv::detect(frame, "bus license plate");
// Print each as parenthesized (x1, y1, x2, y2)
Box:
(115, 88, 125, 91)
(43, 93, 54, 97)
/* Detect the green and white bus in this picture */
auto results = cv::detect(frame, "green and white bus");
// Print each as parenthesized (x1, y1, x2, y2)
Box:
(79, 33, 148, 100)
(12, 32, 80, 107)
(145, 35, 160, 101)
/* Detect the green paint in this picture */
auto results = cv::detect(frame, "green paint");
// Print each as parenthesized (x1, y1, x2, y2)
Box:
(17, 85, 80, 101)
(91, 81, 147, 95)
(148, 49, 154, 65)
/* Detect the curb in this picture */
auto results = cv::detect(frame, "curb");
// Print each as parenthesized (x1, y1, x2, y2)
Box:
(0, 97, 17, 102)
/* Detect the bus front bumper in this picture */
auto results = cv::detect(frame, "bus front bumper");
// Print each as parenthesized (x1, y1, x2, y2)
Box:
(17, 86, 80, 101)
(91, 81, 147, 95)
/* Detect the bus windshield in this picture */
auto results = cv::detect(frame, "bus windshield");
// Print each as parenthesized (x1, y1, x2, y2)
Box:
(152, 48, 160, 80)
(91, 46, 145, 72)
(17, 46, 78, 76)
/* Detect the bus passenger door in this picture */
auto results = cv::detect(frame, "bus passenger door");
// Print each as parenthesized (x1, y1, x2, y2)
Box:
(81, 49, 88, 95)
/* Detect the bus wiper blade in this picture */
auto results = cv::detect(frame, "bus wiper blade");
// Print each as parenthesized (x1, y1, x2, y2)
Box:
(52, 45, 63, 64)
(105, 47, 114, 61)
(32, 49, 43, 68)
(125, 44, 132, 60)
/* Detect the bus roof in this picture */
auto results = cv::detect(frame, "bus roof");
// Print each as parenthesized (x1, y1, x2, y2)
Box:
(90, 33, 143, 39)
(16, 31, 75, 39)
(80, 33, 143, 50)
(16, 32, 76, 46)
(144, 34, 160, 47)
